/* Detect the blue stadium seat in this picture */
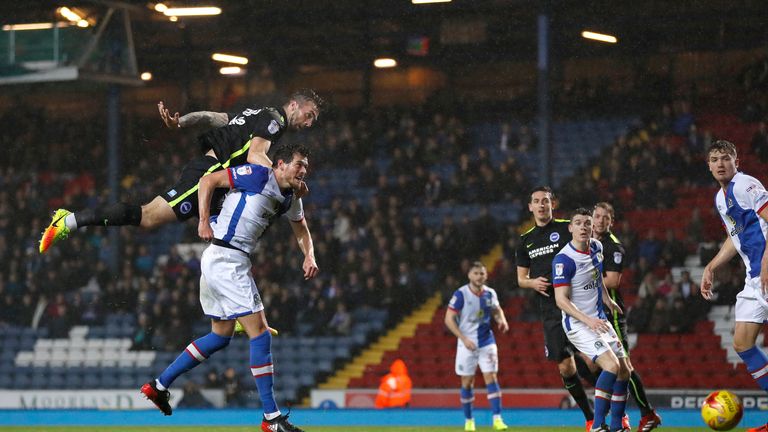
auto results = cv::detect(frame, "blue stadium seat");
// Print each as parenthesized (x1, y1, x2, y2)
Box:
(12, 374, 31, 389)
(65, 374, 83, 388)
(83, 375, 100, 388)
(0, 374, 12, 388)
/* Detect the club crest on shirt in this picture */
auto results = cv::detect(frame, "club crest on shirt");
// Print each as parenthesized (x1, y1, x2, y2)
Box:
(236, 166, 253, 176)
(268, 119, 280, 134)
(549, 232, 560, 242)
(614, 252, 622, 264)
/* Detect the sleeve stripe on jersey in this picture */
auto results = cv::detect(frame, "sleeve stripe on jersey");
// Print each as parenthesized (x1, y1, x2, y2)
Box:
(227, 168, 234, 188)
(553, 283, 570, 288)
(448, 306, 459, 312)
(758, 200, 768, 215)
(290, 216, 305, 223)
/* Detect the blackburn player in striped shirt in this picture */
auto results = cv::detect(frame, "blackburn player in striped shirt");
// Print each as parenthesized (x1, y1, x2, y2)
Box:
(591, 202, 661, 431)
(140, 143, 318, 432)
(445, 261, 509, 432)
(553, 208, 629, 432)
(701, 140, 768, 432)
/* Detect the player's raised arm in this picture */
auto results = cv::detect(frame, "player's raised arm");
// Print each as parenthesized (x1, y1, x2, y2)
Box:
(701, 237, 738, 300)
(246, 137, 273, 168)
(158, 101, 229, 129)
(197, 170, 232, 241)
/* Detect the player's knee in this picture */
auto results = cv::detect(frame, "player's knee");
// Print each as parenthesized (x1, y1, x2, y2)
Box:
(557, 359, 576, 376)
(733, 340, 755, 353)
(618, 364, 630, 380)
(603, 360, 619, 374)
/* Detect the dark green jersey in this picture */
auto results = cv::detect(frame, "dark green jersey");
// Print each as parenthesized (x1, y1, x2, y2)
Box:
(516, 219, 571, 320)
(198, 106, 287, 169)
(597, 230, 627, 311)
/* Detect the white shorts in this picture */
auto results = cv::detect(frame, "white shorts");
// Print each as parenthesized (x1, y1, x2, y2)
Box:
(455, 342, 498, 376)
(735, 277, 768, 323)
(199, 244, 264, 320)
(564, 318, 626, 362)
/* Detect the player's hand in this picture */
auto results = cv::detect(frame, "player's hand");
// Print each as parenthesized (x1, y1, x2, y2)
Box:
(295, 181, 309, 199)
(497, 320, 509, 333)
(700, 265, 714, 300)
(462, 338, 477, 351)
(303, 255, 319, 280)
(586, 317, 610, 333)
(158, 101, 180, 129)
(532, 277, 551, 297)
(198, 220, 214, 242)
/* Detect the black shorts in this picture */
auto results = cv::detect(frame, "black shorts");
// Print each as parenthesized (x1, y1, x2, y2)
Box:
(543, 318, 575, 362)
(161, 155, 227, 221)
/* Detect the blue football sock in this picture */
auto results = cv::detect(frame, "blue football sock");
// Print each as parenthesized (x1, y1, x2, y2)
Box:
(738, 346, 768, 392)
(158, 332, 230, 388)
(610, 379, 628, 431)
(486, 381, 502, 415)
(251, 330, 279, 417)
(594, 370, 617, 428)
(460, 387, 474, 420)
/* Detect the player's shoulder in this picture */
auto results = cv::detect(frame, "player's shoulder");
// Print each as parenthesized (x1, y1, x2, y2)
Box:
(520, 224, 537, 238)
(262, 106, 287, 127)
(733, 172, 765, 192)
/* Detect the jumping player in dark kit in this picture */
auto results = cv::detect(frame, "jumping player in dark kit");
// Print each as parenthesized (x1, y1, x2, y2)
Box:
(39, 89, 324, 253)
(516, 186, 596, 431)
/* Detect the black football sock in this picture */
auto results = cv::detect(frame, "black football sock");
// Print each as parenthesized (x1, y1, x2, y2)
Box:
(629, 370, 654, 416)
(563, 373, 594, 421)
(75, 202, 142, 227)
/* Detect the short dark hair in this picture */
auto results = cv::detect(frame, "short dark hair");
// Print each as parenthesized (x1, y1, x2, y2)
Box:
(593, 202, 615, 218)
(529, 186, 554, 203)
(570, 207, 592, 220)
(707, 140, 737, 158)
(273, 143, 310, 167)
(470, 261, 486, 271)
(289, 88, 325, 112)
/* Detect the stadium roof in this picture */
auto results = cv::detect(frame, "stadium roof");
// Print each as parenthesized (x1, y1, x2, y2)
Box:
(1, 0, 766, 80)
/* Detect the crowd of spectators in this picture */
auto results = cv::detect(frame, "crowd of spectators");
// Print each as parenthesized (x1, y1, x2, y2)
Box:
(0, 91, 748, 361)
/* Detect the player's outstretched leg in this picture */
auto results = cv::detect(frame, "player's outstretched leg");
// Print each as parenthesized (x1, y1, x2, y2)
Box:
(39, 209, 72, 253)
(142, 332, 231, 415)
